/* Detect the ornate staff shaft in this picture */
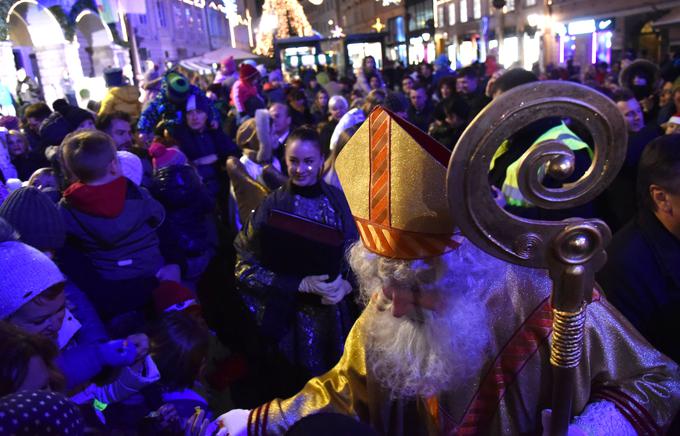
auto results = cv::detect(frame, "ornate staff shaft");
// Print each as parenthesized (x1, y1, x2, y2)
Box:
(446, 81, 627, 435)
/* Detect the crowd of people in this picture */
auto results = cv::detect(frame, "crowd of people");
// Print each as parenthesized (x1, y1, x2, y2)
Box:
(0, 49, 679, 435)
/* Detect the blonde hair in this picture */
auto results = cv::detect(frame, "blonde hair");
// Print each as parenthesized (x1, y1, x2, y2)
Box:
(61, 130, 116, 183)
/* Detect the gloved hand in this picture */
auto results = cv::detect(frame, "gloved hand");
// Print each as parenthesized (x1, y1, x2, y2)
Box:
(298, 274, 334, 295)
(96, 339, 138, 367)
(321, 275, 353, 305)
(213, 409, 250, 436)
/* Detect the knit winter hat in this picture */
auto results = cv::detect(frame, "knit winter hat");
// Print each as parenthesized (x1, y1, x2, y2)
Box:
(152, 280, 198, 314)
(0, 391, 84, 436)
(63, 106, 95, 130)
(186, 93, 212, 114)
(104, 67, 125, 87)
(149, 142, 188, 170)
(0, 115, 20, 130)
(117, 150, 143, 185)
(0, 240, 64, 318)
(0, 187, 66, 250)
(166, 72, 191, 103)
(239, 63, 260, 82)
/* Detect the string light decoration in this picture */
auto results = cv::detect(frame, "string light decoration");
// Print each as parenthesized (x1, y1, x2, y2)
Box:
(254, 0, 314, 56)
(371, 17, 385, 32)
(330, 24, 345, 38)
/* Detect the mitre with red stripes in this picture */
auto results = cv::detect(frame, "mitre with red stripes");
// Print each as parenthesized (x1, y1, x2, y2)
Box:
(335, 106, 461, 260)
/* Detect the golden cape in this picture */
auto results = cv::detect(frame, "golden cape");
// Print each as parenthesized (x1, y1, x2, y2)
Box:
(246, 265, 680, 435)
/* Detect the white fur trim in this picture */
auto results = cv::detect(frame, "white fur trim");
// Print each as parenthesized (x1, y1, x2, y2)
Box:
(572, 400, 637, 436)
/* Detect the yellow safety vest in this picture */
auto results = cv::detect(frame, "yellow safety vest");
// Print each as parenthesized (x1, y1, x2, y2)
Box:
(500, 122, 593, 208)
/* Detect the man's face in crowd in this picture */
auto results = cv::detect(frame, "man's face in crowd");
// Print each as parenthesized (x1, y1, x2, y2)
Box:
(269, 104, 291, 136)
(410, 88, 427, 112)
(617, 98, 644, 133)
(106, 118, 133, 151)
(187, 109, 208, 131)
(9, 289, 66, 342)
(26, 117, 44, 133)
(402, 77, 414, 94)
(457, 76, 477, 95)
(665, 122, 680, 135)
(329, 101, 347, 121)
(420, 64, 433, 78)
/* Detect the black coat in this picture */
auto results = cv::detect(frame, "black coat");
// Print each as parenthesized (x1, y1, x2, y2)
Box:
(150, 164, 216, 274)
(597, 210, 680, 363)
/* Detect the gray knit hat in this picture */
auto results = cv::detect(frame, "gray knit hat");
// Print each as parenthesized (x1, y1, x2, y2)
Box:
(0, 240, 65, 318)
(0, 187, 66, 250)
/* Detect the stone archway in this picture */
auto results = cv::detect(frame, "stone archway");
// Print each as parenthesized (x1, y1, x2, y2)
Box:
(75, 9, 116, 77)
(5, 0, 83, 105)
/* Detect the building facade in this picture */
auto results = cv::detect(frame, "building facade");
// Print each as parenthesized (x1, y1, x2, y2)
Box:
(435, 0, 680, 72)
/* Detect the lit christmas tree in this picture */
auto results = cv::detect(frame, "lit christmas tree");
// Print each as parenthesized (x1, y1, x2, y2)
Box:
(254, 0, 314, 56)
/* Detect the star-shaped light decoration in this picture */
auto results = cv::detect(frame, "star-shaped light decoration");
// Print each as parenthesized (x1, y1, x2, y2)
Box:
(330, 24, 345, 38)
(371, 17, 385, 32)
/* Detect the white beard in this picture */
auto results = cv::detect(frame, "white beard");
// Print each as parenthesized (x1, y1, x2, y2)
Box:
(363, 285, 490, 400)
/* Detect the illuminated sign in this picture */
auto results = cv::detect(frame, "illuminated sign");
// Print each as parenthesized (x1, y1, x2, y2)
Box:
(566, 19, 595, 35)
(596, 18, 614, 31)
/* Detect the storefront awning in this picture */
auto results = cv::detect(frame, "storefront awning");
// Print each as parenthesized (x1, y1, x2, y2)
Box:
(179, 46, 260, 72)
(653, 8, 680, 27)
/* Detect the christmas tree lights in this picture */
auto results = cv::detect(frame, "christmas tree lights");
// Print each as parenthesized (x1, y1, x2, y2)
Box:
(255, 0, 314, 56)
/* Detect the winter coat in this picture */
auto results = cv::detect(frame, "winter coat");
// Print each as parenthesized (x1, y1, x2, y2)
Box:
(137, 77, 219, 135)
(597, 209, 680, 364)
(59, 177, 165, 281)
(173, 124, 240, 201)
(150, 164, 216, 277)
(233, 181, 359, 400)
(99, 86, 142, 120)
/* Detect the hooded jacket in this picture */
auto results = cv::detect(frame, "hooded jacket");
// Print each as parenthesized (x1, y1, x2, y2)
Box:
(59, 177, 165, 281)
(99, 86, 142, 120)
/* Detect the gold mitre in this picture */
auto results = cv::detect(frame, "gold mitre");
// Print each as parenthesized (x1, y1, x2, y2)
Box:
(335, 106, 460, 260)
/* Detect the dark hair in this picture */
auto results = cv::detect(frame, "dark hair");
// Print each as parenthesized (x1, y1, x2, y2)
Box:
(362, 89, 387, 115)
(383, 91, 408, 114)
(491, 69, 538, 96)
(149, 312, 209, 390)
(443, 96, 470, 121)
(0, 321, 64, 396)
(612, 88, 635, 103)
(286, 126, 322, 152)
(61, 130, 116, 183)
(95, 111, 132, 132)
(410, 84, 426, 93)
(24, 103, 52, 121)
(458, 66, 477, 79)
(438, 76, 458, 92)
(636, 134, 680, 211)
(287, 88, 307, 103)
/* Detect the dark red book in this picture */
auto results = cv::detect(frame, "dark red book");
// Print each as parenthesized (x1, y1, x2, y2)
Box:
(261, 209, 345, 278)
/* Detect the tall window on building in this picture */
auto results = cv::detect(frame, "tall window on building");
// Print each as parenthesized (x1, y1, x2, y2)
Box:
(525, 0, 536, 5)
(504, 0, 515, 12)
(437, 5, 445, 27)
(460, 0, 468, 23)
(448, 2, 456, 25)
(157, 1, 167, 27)
(473, 0, 481, 19)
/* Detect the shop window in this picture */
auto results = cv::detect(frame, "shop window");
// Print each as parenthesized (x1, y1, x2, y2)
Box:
(460, 0, 468, 23)
(525, 0, 536, 5)
(448, 2, 456, 25)
(437, 5, 445, 27)
(473, 0, 481, 19)
(503, 0, 515, 12)
(157, 1, 167, 27)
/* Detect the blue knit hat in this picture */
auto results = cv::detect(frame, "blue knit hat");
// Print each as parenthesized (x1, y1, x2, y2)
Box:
(0, 187, 66, 250)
